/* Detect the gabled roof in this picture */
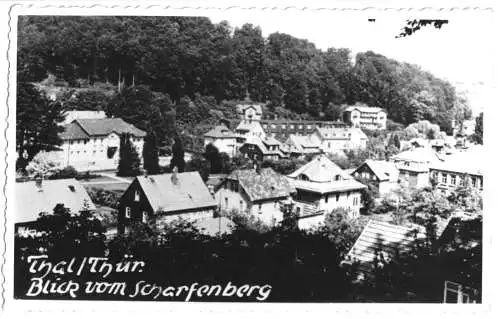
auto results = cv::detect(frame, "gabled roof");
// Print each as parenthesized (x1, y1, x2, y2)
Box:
(354, 160, 399, 182)
(204, 125, 237, 139)
(344, 104, 385, 114)
(430, 148, 484, 176)
(60, 118, 146, 140)
(289, 178, 366, 194)
(242, 137, 285, 157)
(227, 168, 294, 202)
(235, 121, 264, 132)
(288, 155, 351, 182)
(15, 178, 96, 224)
(237, 103, 263, 115)
(344, 220, 425, 279)
(287, 135, 321, 152)
(262, 136, 281, 146)
(134, 172, 217, 214)
(391, 147, 443, 164)
(63, 110, 106, 124)
(314, 127, 368, 141)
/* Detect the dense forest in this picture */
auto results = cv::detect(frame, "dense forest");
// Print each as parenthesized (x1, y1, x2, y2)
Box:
(17, 16, 471, 152)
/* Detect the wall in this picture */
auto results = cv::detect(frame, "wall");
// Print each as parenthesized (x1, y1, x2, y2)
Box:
(249, 200, 283, 226)
(56, 133, 144, 171)
(318, 190, 362, 217)
(297, 214, 324, 230)
(155, 209, 215, 229)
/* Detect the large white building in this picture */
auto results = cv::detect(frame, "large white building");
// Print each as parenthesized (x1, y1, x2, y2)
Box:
(55, 118, 145, 171)
(309, 127, 368, 154)
(343, 104, 387, 130)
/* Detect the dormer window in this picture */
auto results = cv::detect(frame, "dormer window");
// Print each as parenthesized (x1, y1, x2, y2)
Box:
(335, 174, 342, 181)
(298, 174, 309, 181)
(134, 190, 140, 202)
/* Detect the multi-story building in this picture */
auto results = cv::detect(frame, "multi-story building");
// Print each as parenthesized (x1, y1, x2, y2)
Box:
(239, 136, 286, 161)
(391, 147, 443, 189)
(235, 120, 266, 147)
(203, 124, 238, 157)
(309, 127, 368, 154)
(215, 167, 295, 226)
(287, 155, 366, 229)
(343, 104, 387, 130)
(55, 118, 145, 171)
(237, 103, 263, 123)
(261, 120, 345, 140)
(429, 149, 483, 193)
(118, 171, 218, 234)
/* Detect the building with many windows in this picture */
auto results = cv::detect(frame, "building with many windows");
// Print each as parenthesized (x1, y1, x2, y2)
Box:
(54, 118, 145, 171)
(287, 155, 366, 229)
(237, 103, 263, 123)
(309, 127, 368, 154)
(343, 104, 387, 130)
(261, 120, 345, 140)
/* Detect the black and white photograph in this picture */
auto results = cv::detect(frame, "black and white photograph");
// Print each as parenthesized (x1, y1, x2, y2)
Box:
(1, 0, 497, 315)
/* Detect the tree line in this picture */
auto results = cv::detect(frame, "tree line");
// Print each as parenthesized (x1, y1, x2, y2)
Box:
(18, 16, 471, 133)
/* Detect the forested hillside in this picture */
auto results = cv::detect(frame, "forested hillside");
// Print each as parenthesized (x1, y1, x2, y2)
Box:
(17, 16, 471, 152)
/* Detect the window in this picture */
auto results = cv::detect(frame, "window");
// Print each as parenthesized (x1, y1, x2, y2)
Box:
(451, 175, 456, 185)
(142, 211, 148, 223)
(290, 125, 295, 129)
(298, 125, 303, 129)
(471, 177, 477, 187)
(258, 203, 263, 213)
(240, 200, 244, 211)
(336, 194, 340, 201)
(134, 191, 140, 202)
(459, 176, 465, 186)
(225, 197, 228, 208)
(281, 125, 286, 129)
(125, 207, 131, 219)
(325, 195, 329, 203)
(442, 174, 448, 184)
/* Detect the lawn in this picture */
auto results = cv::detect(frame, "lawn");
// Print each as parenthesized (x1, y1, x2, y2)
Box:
(84, 182, 130, 194)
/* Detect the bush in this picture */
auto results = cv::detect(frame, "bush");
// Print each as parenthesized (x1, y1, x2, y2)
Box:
(49, 166, 78, 180)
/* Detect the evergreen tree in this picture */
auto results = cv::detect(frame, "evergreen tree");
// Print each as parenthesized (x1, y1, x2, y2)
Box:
(142, 131, 161, 174)
(473, 112, 483, 144)
(170, 136, 185, 172)
(203, 143, 222, 174)
(117, 133, 141, 177)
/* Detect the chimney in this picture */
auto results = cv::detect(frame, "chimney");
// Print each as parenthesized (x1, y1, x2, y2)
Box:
(171, 166, 179, 185)
(35, 176, 43, 189)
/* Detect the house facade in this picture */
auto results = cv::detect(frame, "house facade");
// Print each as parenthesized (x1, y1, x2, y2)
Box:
(261, 120, 345, 140)
(287, 155, 366, 229)
(351, 160, 399, 195)
(15, 178, 96, 236)
(215, 167, 294, 226)
(237, 103, 263, 123)
(239, 137, 286, 161)
(284, 135, 322, 157)
(391, 147, 443, 189)
(343, 104, 387, 130)
(52, 118, 145, 171)
(309, 127, 368, 154)
(203, 125, 238, 157)
(118, 172, 217, 234)
(235, 121, 266, 147)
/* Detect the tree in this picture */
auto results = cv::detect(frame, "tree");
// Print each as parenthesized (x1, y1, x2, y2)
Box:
(142, 131, 161, 174)
(203, 143, 222, 174)
(117, 133, 141, 177)
(24, 151, 63, 177)
(16, 81, 65, 168)
(473, 112, 483, 144)
(170, 137, 186, 173)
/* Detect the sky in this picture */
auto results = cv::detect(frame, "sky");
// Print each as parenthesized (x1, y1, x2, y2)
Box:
(205, 10, 495, 115)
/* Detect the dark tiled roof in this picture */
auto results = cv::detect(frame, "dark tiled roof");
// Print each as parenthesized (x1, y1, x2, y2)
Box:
(60, 118, 146, 140)
(135, 172, 217, 214)
(227, 168, 294, 202)
(354, 160, 399, 182)
(15, 178, 96, 224)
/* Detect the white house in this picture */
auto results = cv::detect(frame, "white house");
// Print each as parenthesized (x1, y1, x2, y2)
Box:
(215, 167, 295, 226)
(309, 127, 368, 154)
(203, 125, 238, 157)
(343, 104, 387, 130)
(287, 155, 366, 229)
(235, 120, 266, 147)
(56, 118, 145, 171)
(237, 103, 263, 123)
